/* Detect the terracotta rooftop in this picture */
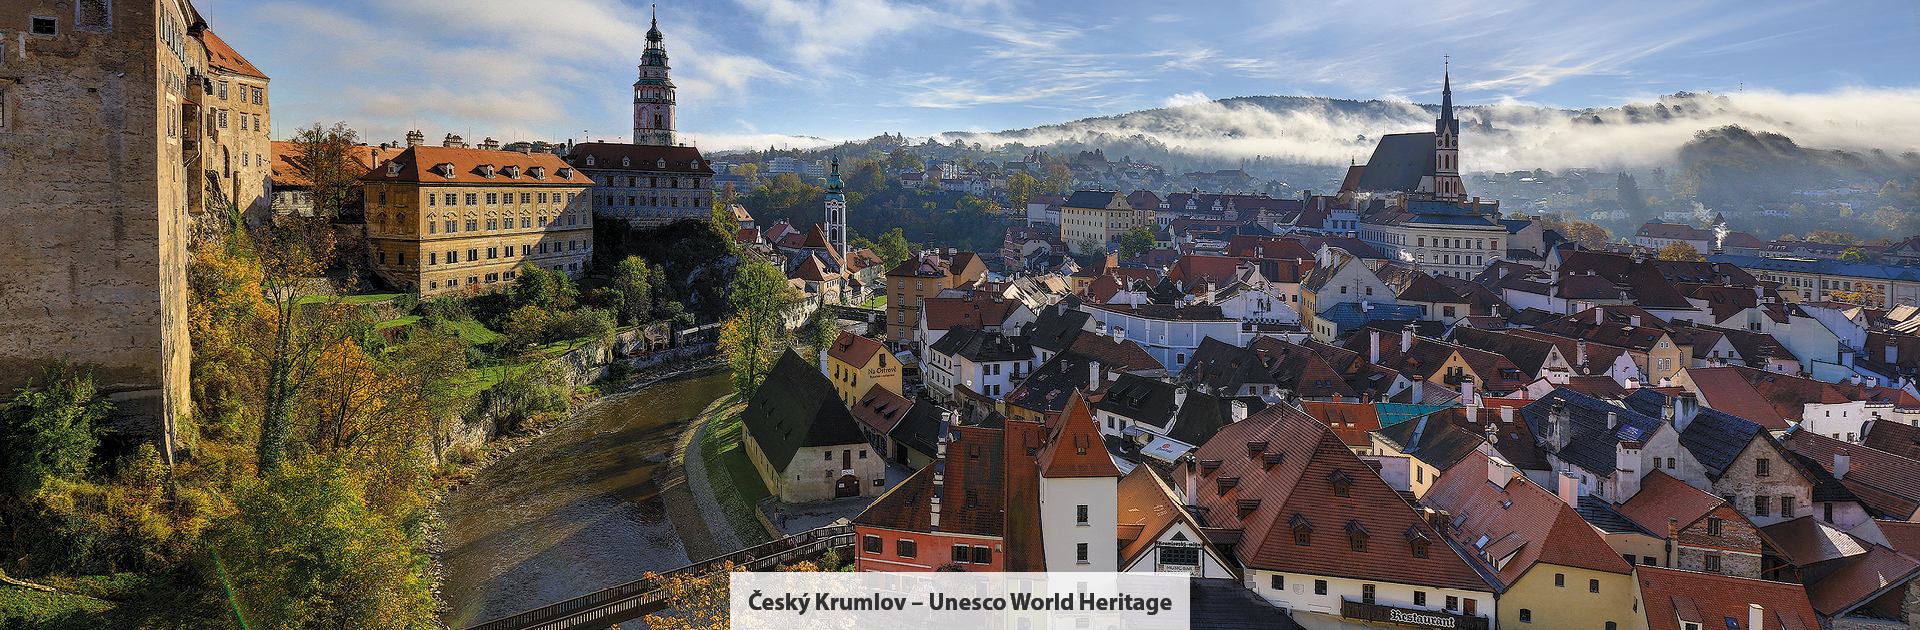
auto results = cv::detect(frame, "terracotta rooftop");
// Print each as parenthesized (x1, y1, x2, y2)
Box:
(1785, 429, 1920, 519)
(358, 146, 584, 185)
(1299, 401, 1381, 448)
(828, 331, 886, 369)
(853, 424, 1003, 538)
(850, 384, 913, 435)
(1038, 391, 1122, 478)
(1804, 545, 1920, 617)
(1616, 469, 1728, 534)
(200, 28, 268, 79)
(1176, 403, 1492, 592)
(1422, 451, 1633, 589)
(1635, 565, 1819, 630)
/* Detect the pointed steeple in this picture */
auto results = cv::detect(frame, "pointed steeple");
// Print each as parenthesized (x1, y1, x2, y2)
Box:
(826, 156, 844, 194)
(1437, 59, 1458, 137)
(647, 5, 663, 44)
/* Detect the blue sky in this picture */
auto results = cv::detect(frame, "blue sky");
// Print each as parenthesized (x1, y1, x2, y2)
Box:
(198, 0, 1920, 152)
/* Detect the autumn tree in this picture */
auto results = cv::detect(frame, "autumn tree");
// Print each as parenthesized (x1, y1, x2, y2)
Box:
(1044, 164, 1073, 193)
(1564, 221, 1613, 249)
(1839, 247, 1875, 263)
(250, 218, 341, 476)
(1007, 171, 1042, 210)
(721, 258, 797, 397)
(1807, 230, 1863, 246)
(1658, 242, 1705, 262)
(291, 122, 366, 218)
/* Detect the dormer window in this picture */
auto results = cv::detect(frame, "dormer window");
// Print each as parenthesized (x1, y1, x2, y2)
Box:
(1290, 514, 1313, 546)
(1262, 451, 1284, 470)
(622, 156, 631, 167)
(504, 165, 521, 178)
(1246, 441, 1268, 459)
(480, 164, 496, 178)
(529, 166, 546, 179)
(1237, 499, 1260, 518)
(1199, 459, 1222, 476)
(1405, 526, 1430, 558)
(558, 168, 573, 179)
(1329, 470, 1353, 497)
(585, 155, 596, 166)
(1216, 476, 1239, 495)
(691, 159, 700, 169)
(386, 162, 402, 177)
(436, 163, 456, 178)
(657, 158, 666, 168)
(1346, 521, 1370, 553)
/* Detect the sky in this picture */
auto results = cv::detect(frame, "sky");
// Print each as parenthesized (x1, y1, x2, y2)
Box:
(198, 0, 1920, 153)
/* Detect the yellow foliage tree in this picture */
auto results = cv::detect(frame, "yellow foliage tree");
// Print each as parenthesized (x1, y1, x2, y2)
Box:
(1658, 242, 1705, 262)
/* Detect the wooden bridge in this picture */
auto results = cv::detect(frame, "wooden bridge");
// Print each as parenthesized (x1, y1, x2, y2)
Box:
(460, 524, 856, 630)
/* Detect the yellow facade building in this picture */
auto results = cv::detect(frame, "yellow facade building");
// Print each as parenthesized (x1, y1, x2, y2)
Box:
(359, 144, 594, 295)
(825, 332, 901, 406)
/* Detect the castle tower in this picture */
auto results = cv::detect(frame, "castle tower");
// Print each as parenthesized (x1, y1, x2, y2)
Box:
(1433, 63, 1465, 201)
(825, 156, 847, 254)
(633, 10, 676, 146)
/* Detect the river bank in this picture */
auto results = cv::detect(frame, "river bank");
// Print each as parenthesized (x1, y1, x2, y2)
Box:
(429, 363, 730, 629)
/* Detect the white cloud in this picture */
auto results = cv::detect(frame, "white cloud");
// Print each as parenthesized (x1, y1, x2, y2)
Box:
(1163, 92, 1212, 107)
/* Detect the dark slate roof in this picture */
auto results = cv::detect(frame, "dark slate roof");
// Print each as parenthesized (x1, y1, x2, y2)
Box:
(1166, 390, 1239, 447)
(932, 326, 1035, 363)
(1064, 190, 1128, 209)
(1787, 451, 1861, 504)
(1025, 305, 1091, 353)
(886, 395, 946, 460)
(1576, 495, 1654, 536)
(1371, 414, 1485, 472)
(1092, 373, 1180, 430)
(1448, 327, 1557, 376)
(1190, 579, 1304, 630)
(1179, 337, 1275, 395)
(743, 350, 871, 473)
(1004, 353, 1091, 415)
(1354, 132, 1436, 193)
(1519, 388, 1664, 477)
(1622, 389, 1764, 480)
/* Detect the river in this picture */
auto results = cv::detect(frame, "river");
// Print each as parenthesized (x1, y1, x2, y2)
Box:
(437, 369, 734, 629)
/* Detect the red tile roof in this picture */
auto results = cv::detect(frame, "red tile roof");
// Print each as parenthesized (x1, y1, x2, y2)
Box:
(850, 384, 913, 435)
(200, 28, 267, 79)
(270, 141, 405, 187)
(1786, 430, 1920, 518)
(853, 424, 1003, 538)
(1002, 420, 1048, 571)
(357, 146, 584, 185)
(1616, 469, 1728, 534)
(1636, 565, 1819, 630)
(828, 331, 886, 368)
(1066, 333, 1163, 372)
(1423, 451, 1634, 588)
(1177, 403, 1492, 591)
(1116, 466, 1223, 571)
(1676, 366, 1789, 428)
(1038, 391, 1122, 478)
(1298, 401, 1381, 447)
(1805, 545, 1920, 616)
(921, 295, 1019, 331)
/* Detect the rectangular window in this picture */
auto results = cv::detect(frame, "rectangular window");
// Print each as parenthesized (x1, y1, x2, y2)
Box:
(486, 193, 499, 204)
(896, 539, 916, 558)
(30, 16, 57, 35)
(1444, 596, 1457, 611)
(252, 86, 262, 104)
(1270, 575, 1283, 590)
(1704, 554, 1721, 573)
(217, 110, 228, 128)
(465, 194, 478, 205)
(953, 545, 970, 564)
(1361, 584, 1375, 605)
(1464, 599, 1476, 616)
(427, 194, 436, 207)
(864, 535, 881, 554)
(467, 249, 478, 262)
(1754, 496, 1769, 517)
(446, 250, 457, 264)
(1755, 458, 1770, 477)
(1315, 580, 1329, 596)
(445, 194, 458, 206)
(1413, 591, 1426, 607)
(486, 219, 498, 230)
(1589, 579, 1599, 593)
(1075, 543, 1089, 564)
(1077, 505, 1089, 525)
(972, 546, 991, 565)
(1781, 496, 1795, 518)
(466, 220, 478, 232)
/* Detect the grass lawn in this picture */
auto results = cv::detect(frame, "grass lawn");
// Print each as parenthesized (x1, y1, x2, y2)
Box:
(0, 573, 211, 629)
(374, 315, 421, 330)
(859, 294, 887, 309)
(295, 291, 406, 306)
(441, 318, 503, 345)
(701, 404, 774, 545)
(457, 364, 522, 398)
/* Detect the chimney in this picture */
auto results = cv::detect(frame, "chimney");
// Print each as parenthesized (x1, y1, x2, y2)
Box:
(1617, 442, 1642, 499)
(1460, 378, 1473, 408)
(1835, 451, 1851, 478)
(1607, 411, 1618, 430)
(1488, 457, 1515, 487)
(1410, 377, 1425, 404)
(1402, 326, 1414, 353)
(1370, 330, 1382, 364)
(1629, 315, 1641, 327)
(1184, 457, 1197, 506)
(1749, 604, 1764, 630)
(481, 137, 500, 151)
(1230, 400, 1249, 423)
(1673, 393, 1701, 433)
(1556, 469, 1581, 505)
(405, 130, 425, 147)
(1174, 387, 1188, 409)
(1548, 399, 1572, 451)
(1111, 325, 1125, 342)
(443, 133, 466, 148)
(1089, 361, 1102, 390)
(1499, 406, 1514, 424)
(1595, 306, 1604, 325)
(1577, 340, 1588, 368)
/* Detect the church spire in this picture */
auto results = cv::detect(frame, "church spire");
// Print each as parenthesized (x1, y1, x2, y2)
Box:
(1437, 57, 1458, 137)
(634, 5, 676, 145)
(1430, 58, 1465, 201)
(824, 156, 848, 255)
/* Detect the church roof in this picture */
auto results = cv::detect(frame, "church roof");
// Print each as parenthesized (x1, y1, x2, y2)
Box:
(568, 143, 712, 174)
(1354, 132, 1436, 193)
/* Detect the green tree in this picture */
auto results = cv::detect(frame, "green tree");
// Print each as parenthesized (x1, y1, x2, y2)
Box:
(210, 458, 436, 630)
(848, 159, 890, 196)
(1839, 247, 1875, 263)
(0, 366, 110, 499)
(510, 265, 578, 310)
(721, 258, 798, 397)
(1119, 226, 1155, 260)
(1007, 171, 1042, 210)
(501, 305, 555, 349)
(1658, 242, 1705, 262)
(252, 218, 342, 476)
(1807, 230, 1863, 246)
(290, 122, 364, 218)
(611, 257, 655, 325)
(737, 162, 761, 187)
(886, 148, 923, 174)
(1564, 221, 1613, 249)
(1618, 173, 1646, 215)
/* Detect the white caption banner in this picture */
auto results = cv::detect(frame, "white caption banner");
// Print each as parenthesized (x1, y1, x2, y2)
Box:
(731, 572, 1190, 630)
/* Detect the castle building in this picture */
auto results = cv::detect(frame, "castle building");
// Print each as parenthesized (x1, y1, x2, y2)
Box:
(0, 0, 271, 459)
(360, 141, 594, 295)
(569, 13, 713, 228)
(632, 12, 674, 147)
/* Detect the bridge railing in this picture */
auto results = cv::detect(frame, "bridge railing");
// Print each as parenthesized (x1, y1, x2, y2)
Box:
(461, 524, 855, 630)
